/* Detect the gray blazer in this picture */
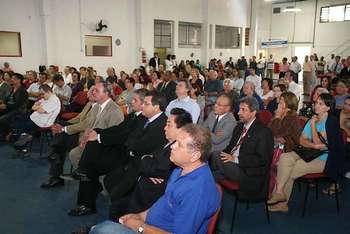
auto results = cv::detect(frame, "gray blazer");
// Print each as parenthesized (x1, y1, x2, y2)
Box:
(203, 111, 237, 152)
(0, 82, 12, 101)
(66, 99, 124, 139)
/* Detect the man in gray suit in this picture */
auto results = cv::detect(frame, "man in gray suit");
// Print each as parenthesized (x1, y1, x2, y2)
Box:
(0, 70, 12, 102)
(41, 82, 124, 188)
(68, 82, 124, 168)
(202, 93, 236, 152)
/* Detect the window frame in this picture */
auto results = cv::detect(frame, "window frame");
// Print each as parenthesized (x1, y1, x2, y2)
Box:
(178, 21, 201, 48)
(0, 31, 22, 57)
(84, 35, 113, 57)
(320, 3, 350, 23)
(215, 25, 241, 49)
(154, 20, 172, 49)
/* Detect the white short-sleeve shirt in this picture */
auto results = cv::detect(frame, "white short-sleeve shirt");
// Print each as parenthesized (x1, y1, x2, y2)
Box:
(30, 94, 61, 128)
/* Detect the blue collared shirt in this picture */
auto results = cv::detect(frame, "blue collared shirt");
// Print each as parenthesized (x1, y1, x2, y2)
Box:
(165, 96, 200, 123)
(145, 164, 220, 234)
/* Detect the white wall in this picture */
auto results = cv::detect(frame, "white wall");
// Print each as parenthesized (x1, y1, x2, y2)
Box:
(256, 0, 350, 62)
(0, 0, 46, 72)
(0, 0, 251, 74)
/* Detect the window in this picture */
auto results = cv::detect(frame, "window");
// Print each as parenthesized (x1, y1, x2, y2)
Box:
(154, 20, 172, 48)
(215, 25, 240, 49)
(0, 31, 22, 57)
(85, 35, 112, 56)
(245, 28, 250, 46)
(320, 4, 350, 23)
(178, 22, 201, 47)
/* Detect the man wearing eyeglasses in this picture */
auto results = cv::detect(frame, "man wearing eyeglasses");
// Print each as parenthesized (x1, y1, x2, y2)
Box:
(202, 93, 236, 152)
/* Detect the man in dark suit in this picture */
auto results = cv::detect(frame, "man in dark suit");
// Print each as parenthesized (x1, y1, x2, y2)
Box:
(148, 52, 160, 71)
(156, 71, 177, 104)
(68, 90, 167, 216)
(211, 96, 274, 201)
(108, 108, 193, 221)
(339, 56, 350, 81)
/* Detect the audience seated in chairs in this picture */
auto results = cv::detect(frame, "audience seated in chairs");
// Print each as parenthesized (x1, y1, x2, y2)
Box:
(0, 73, 28, 139)
(202, 93, 237, 152)
(268, 93, 346, 212)
(336, 96, 350, 178)
(27, 72, 48, 108)
(68, 90, 167, 216)
(156, 71, 177, 104)
(90, 124, 220, 234)
(0, 69, 12, 103)
(165, 79, 200, 123)
(67, 82, 124, 170)
(221, 78, 240, 111)
(235, 82, 264, 114)
(204, 70, 223, 111)
(53, 74, 72, 109)
(334, 79, 349, 109)
(13, 84, 61, 149)
(211, 96, 274, 201)
(266, 84, 287, 115)
(117, 77, 135, 115)
(268, 91, 302, 208)
(107, 108, 193, 224)
(260, 78, 274, 107)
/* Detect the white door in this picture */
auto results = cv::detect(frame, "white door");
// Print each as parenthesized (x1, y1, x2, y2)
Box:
(294, 46, 311, 82)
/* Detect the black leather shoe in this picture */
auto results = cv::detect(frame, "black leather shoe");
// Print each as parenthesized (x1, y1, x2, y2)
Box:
(68, 205, 96, 216)
(40, 177, 64, 189)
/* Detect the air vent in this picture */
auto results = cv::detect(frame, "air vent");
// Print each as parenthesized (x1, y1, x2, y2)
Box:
(273, 7, 281, 14)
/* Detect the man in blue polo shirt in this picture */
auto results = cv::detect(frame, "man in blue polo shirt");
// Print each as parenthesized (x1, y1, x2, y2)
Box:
(90, 124, 220, 234)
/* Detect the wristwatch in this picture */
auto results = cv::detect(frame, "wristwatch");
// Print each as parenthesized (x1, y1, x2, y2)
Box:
(138, 223, 145, 233)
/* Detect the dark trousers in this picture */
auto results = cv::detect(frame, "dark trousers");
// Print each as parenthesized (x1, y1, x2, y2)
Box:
(292, 72, 299, 83)
(104, 158, 141, 202)
(49, 132, 79, 178)
(210, 151, 241, 182)
(77, 141, 126, 210)
(109, 176, 167, 220)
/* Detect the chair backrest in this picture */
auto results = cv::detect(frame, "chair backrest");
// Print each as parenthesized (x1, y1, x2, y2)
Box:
(73, 91, 88, 106)
(207, 184, 223, 234)
(258, 110, 272, 126)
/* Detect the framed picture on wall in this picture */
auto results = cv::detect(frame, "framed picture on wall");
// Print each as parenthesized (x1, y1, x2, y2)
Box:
(0, 31, 22, 57)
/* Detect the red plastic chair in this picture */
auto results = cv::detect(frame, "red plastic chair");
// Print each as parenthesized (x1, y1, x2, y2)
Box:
(207, 184, 223, 234)
(218, 179, 270, 232)
(258, 110, 272, 126)
(72, 91, 88, 106)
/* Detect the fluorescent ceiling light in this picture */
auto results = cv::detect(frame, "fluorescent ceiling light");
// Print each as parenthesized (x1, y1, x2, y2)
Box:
(283, 7, 302, 12)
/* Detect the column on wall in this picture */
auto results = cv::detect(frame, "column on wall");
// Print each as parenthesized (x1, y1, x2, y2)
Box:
(201, 0, 209, 65)
(40, 0, 56, 66)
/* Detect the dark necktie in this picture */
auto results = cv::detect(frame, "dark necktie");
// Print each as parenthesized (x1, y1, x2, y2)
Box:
(230, 127, 248, 154)
(212, 116, 219, 133)
(143, 120, 150, 129)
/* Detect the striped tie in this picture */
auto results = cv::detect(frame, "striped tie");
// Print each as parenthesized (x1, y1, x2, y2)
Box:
(230, 127, 248, 154)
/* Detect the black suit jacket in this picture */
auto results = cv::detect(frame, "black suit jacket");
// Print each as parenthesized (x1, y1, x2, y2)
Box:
(95, 112, 147, 146)
(104, 113, 168, 199)
(223, 119, 274, 200)
(125, 112, 167, 158)
(339, 67, 350, 80)
(149, 57, 160, 69)
(156, 81, 177, 104)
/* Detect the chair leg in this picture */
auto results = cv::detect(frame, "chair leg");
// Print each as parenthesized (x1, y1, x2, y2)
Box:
(315, 181, 319, 201)
(302, 182, 310, 217)
(265, 199, 271, 224)
(231, 196, 238, 233)
(246, 201, 249, 210)
(39, 133, 44, 156)
(334, 182, 340, 213)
